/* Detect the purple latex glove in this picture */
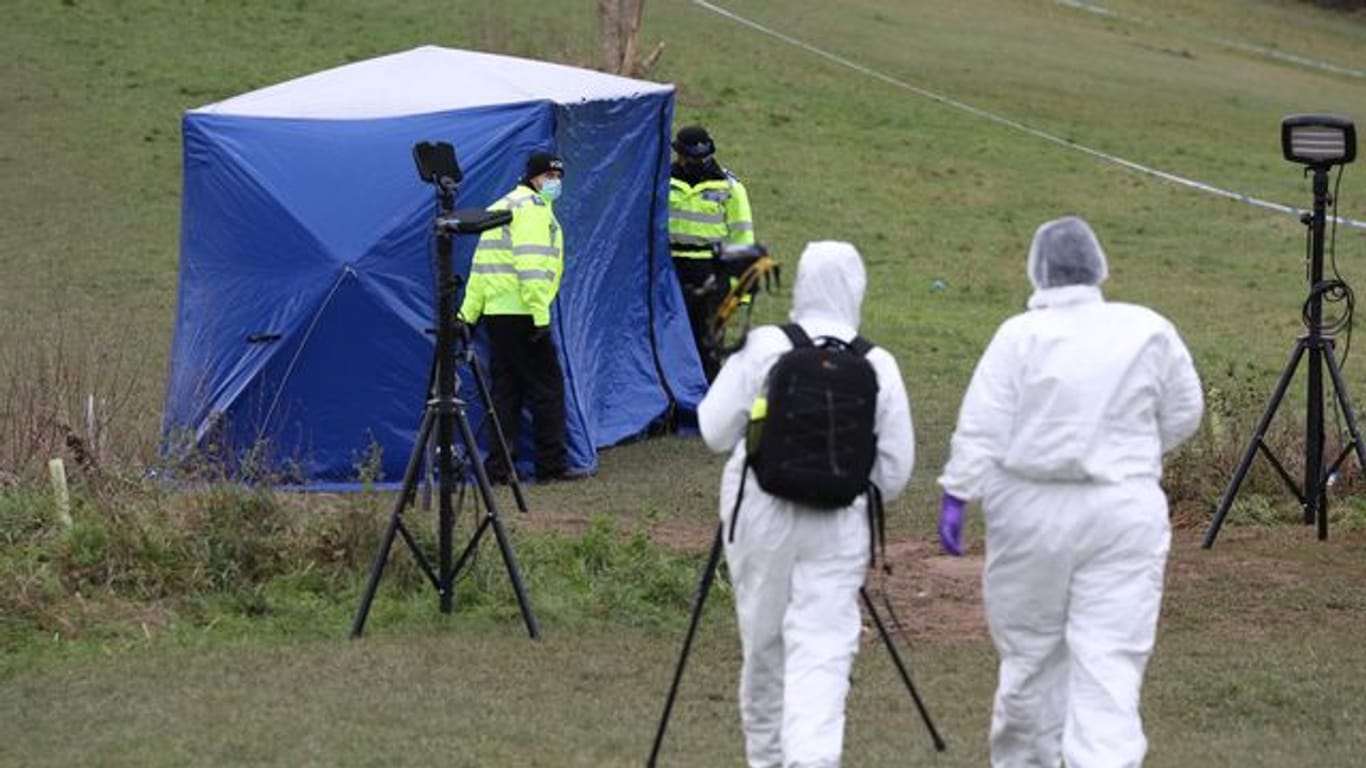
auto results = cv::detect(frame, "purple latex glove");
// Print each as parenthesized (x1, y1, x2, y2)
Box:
(939, 493, 966, 556)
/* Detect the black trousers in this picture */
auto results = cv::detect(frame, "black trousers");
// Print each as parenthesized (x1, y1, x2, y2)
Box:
(672, 256, 723, 383)
(482, 314, 568, 480)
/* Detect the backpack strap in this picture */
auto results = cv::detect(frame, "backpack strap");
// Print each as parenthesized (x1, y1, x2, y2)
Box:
(779, 323, 812, 349)
(785, 325, 875, 357)
(866, 483, 888, 572)
(733, 324, 808, 542)
(728, 465, 750, 543)
(848, 335, 874, 357)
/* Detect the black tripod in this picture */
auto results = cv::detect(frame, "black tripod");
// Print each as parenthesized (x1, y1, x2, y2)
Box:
(647, 523, 946, 765)
(351, 141, 540, 639)
(1205, 127, 1364, 547)
(416, 332, 530, 517)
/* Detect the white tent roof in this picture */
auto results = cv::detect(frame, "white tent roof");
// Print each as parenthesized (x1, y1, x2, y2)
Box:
(193, 45, 673, 119)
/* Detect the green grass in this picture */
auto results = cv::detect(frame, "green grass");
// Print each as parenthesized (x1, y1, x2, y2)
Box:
(4, 0, 1366, 764)
(3, 528, 1365, 766)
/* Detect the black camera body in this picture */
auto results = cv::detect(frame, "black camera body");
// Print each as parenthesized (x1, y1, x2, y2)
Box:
(714, 242, 769, 281)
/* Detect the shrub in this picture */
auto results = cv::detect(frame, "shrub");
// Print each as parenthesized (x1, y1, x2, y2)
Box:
(1163, 374, 1366, 528)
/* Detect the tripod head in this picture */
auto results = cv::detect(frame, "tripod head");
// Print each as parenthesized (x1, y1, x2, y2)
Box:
(436, 209, 511, 235)
(413, 142, 511, 234)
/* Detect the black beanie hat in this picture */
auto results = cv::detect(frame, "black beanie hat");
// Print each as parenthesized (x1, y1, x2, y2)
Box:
(672, 125, 715, 158)
(524, 150, 564, 182)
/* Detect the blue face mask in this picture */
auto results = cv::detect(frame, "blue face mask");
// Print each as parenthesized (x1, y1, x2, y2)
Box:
(539, 178, 562, 203)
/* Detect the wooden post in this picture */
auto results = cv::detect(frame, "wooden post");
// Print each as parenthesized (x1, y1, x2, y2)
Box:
(48, 458, 72, 528)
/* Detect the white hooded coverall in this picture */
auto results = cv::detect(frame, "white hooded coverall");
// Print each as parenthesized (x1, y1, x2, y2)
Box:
(699, 241, 915, 768)
(939, 217, 1204, 768)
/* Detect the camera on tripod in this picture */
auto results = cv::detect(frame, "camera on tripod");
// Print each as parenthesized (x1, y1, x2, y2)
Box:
(351, 140, 539, 639)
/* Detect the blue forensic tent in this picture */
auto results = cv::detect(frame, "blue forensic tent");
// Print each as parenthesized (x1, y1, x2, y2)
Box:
(164, 45, 707, 486)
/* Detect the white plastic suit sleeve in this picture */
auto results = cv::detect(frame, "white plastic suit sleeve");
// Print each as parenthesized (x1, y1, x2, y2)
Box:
(868, 347, 915, 501)
(938, 326, 1018, 501)
(1156, 326, 1204, 454)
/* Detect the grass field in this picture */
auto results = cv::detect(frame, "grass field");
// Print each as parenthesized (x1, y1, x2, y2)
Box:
(4, 0, 1366, 765)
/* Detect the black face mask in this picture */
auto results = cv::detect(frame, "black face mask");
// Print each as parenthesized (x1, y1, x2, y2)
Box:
(671, 156, 725, 184)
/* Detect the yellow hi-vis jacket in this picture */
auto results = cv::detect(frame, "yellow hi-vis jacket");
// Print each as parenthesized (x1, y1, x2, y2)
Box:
(459, 184, 563, 327)
(668, 172, 755, 260)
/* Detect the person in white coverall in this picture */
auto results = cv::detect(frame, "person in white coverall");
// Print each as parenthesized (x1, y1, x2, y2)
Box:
(937, 216, 1204, 768)
(699, 240, 915, 768)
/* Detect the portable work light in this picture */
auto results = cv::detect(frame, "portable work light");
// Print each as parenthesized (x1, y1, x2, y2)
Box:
(1281, 114, 1356, 167)
(1208, 113, 1363, 548)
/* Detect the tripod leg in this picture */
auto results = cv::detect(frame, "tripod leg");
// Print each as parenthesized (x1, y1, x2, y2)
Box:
(453, 406, 541, 639)
(1204, 340, 1307, 549)
(451, 514, 492, 576)
(1322, 347, 1366, 541)
(648, 523, 724, 768)
(467, 353, 529, 513)
(351, 408, 439, 638)
(437, 406, 458, 615)
(485, 503, 539, 637)
(421, 353, 438, 512)
(421, 423, 435, 512)
(860, 587, 948, 752)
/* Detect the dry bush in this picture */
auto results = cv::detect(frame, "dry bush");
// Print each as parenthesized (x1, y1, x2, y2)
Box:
(0, 309, 161, 485)
(1163, 381, 1366, 528)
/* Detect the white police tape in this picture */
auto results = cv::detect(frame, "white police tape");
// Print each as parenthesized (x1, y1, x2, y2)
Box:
(690, 0, 1366, 230)
(1056, 0, 1366, 81)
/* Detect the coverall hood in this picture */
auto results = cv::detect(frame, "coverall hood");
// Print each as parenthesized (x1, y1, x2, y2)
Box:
(789, 240, 865, 336)
(1027, 216, 1109, 290)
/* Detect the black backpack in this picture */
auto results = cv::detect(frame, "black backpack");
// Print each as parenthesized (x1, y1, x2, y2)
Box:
(747, 324, 879, 508)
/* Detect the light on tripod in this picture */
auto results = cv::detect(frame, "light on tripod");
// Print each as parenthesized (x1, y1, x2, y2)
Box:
(1206, 113, 1365, 548)
(1281, 114, 1356, 167)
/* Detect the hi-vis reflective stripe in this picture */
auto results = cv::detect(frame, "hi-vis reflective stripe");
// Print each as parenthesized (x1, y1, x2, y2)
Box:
(671, 209, 726, 224)
(513, 244, 561, 257)
(517, 269, 556, 281)
(730, 221, 754, 232)
(472, 263, 517, 274)
(671, 233, 718, 246)
(477, 232, 513, 250)
(507, 194, 543, 209)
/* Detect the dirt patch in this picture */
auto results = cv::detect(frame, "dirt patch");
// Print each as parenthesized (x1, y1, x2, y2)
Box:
(520, 510, 990, 641)
(864, 539, 988, 641)
(510, 507, 1349, 645)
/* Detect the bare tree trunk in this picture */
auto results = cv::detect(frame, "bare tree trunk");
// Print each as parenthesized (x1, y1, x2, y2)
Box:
(598, 0, 624, 74)
(598, 0, 652, 76)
